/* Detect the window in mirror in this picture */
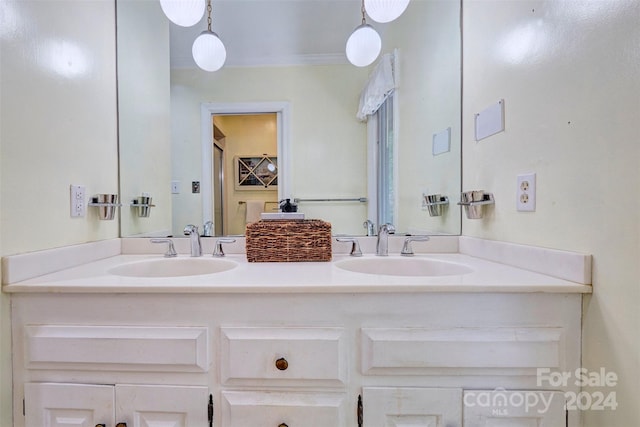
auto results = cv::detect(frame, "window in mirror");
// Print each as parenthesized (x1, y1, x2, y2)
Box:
(376, 95, 395, 227)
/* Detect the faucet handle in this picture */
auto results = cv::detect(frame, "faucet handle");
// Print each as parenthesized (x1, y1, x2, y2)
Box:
(150, 239, 177, 258)
(336, 237, 363, 257)
(363, 220, 375, 236)
(400, 235, 430, 256)
(213, 238, 236, 257)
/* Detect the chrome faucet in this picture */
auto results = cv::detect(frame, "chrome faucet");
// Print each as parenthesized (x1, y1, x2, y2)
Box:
(376, 223, 395, 256)
(363, 220, 375, 236)
(202, 221, 214, 237)
(183, 224, 202, 257)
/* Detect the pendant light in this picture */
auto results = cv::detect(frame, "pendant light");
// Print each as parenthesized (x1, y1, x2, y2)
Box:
(346, 0, 382, 67)
(192, 0, 226, 72)
(159, 0, 205, 27)
(364, 0, 410, 23)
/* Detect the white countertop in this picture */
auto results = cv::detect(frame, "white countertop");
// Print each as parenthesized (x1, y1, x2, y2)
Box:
(3, 253, 592, 294)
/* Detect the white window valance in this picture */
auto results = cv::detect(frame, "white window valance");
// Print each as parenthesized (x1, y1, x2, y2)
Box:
(356, 52, 396, 121)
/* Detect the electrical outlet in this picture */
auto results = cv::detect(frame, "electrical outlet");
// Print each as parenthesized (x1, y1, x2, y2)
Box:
(516, 173, 536, 212)
(70, 184, 86, 217)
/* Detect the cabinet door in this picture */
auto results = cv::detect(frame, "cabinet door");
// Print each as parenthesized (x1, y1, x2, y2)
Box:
(463, 390, 565, 427)
(24, 383, 115, 427)
(222, 391, 346, 427)
(116, 385, 209, 427)
(363, 387, 462, 427)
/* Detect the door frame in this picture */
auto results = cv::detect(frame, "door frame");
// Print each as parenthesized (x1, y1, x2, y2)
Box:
(212, 137, 225, 235)
(200, 102, 291, 227)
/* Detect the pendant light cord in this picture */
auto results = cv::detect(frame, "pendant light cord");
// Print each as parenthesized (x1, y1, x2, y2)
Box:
(207, 0, 212, 31)
(361, 0, 366, 25)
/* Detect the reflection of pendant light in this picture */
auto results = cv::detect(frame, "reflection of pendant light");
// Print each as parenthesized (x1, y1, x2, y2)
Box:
(346, 0, 381, 67)
(159, 0, 205, 27)
(192, 0, 226, 72)
(364, 0, 410, 23)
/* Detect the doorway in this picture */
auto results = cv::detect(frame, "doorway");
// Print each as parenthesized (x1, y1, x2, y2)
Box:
(212, 114, 278, 235)
(201, 102, 291, 235)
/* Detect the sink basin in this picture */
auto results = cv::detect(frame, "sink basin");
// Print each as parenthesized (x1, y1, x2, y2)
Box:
(108, 257, 238, 278)
(334, 257, 473, 277)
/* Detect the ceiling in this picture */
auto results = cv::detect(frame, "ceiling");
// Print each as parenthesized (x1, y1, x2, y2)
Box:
(169, 0, 387, 68)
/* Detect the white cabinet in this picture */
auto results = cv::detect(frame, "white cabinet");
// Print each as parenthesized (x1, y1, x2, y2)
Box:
(361, 327, 564, 375)
(11, 292, 581, 427)
(24, 383, 114, 427)
(362, 387, 462, 427)
(360, 326, 567, 427)
(222, 391, 346, 427)
(361, 388, 566, 427)
(220, 327, 348, 426)
(220, 326, 347, 385)
(116, 385, 209, 427)
(463, 390, 566, 427)
(24, 383, 208, 427)
(17, 324, 211, 427)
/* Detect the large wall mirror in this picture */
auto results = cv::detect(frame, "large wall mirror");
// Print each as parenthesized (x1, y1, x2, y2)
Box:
(117, 0, 461, 238)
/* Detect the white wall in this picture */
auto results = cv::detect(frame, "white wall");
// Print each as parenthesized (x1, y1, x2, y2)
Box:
(383, 0, 462, 235)
(170, 65, 369, 235)
(462, 1, 640, 425)
(118, 0, 172, 237)
(0, 1, 119, 424)
(1, 0, 119, 254)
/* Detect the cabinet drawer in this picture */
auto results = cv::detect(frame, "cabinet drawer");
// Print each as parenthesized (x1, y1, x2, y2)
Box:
(220, 327, 346, 385)
(361, 327, 564, 375)
(221, 391, 346, 427)
(25, 325, 209, 372)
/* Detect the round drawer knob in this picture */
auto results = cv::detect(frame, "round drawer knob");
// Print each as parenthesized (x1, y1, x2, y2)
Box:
(275, 357, 288, 371)
(279, 424, 288, 427)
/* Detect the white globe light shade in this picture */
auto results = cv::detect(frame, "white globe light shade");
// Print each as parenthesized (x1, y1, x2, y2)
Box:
(345, 24, 382, 67)
(192, 31, 227, 72)
(364, 0, 410, 23)
(159, 0, 205, 27)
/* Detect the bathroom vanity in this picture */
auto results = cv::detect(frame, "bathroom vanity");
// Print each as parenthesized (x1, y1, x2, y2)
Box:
(3, 237, 592, 427)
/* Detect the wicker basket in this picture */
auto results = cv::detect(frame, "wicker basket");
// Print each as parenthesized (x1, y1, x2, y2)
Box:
(245, 219, 332, 262)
